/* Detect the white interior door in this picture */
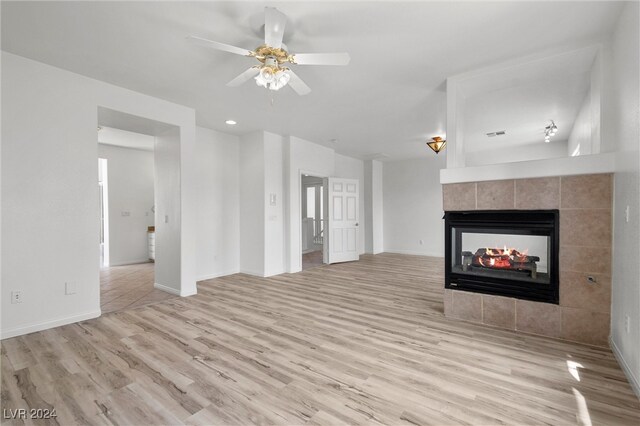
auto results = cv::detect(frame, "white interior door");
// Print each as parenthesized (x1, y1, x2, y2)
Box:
(325, 177, 359, 264)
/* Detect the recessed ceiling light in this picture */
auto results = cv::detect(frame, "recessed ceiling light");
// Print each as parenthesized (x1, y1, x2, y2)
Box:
(225, 120, 237, 125)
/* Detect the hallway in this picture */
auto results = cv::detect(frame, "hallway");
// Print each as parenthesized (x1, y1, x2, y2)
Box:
(100, 263, 177, 313)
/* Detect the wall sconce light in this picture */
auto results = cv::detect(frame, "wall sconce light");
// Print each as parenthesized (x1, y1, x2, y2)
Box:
(427, 136, 447, 154)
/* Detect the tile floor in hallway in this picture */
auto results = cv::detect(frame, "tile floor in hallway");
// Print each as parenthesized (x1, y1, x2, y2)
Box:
(100, 262, 177, 313)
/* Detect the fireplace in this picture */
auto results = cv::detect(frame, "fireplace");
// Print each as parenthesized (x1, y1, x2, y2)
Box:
(444, 210, 559, 304)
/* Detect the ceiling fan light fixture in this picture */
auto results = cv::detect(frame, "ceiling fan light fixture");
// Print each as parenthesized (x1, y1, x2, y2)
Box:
(255, 64, 290, 91)
(427, 136, 447, 154)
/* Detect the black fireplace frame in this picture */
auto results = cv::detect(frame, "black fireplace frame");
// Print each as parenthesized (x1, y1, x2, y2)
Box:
(444, 210, 559, 304)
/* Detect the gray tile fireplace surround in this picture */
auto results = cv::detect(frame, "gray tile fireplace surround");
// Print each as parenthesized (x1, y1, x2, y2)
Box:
(442, 174, 613, 346)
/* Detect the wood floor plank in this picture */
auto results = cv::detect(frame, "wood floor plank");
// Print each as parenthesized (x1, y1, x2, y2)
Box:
(1, 253, 639, 425)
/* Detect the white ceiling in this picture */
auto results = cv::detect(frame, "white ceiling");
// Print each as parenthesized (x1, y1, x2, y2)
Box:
(1, 1, 624, 160)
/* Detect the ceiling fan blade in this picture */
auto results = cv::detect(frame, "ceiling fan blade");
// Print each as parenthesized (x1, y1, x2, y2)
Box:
(286, 69, 311, 96)
(264, 7, 287, 49)
(227, 67, 260, 87)
(187, 35, 252, 56)
(291, 53, 351, 66)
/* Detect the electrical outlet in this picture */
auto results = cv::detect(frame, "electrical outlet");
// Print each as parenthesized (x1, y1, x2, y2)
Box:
(419, 239, 424, 245)
(164, 215, 169, 223)
(65, 282, 77, 295)
(11, 291, 22, 304)
(625, 315, 631, 334)
(121, 211, 130, 217)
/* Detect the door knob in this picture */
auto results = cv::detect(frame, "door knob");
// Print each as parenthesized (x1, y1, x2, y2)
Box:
(355, 223, 359, 226)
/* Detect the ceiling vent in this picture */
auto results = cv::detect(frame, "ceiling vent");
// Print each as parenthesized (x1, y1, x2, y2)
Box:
(486, 131, 506, 137)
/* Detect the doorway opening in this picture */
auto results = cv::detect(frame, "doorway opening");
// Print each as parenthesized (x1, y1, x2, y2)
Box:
(97, 107, 180, 313)
(301, 174, 326, 270)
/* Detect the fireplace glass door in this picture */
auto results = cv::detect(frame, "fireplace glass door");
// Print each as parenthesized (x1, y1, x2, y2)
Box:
(452, 228, 550, 284)
(444, 210, 559, 304)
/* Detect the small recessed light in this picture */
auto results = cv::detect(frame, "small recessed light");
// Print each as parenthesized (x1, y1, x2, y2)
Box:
(225, 120, 237, 125)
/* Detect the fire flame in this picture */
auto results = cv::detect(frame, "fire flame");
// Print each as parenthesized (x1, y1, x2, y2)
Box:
(478, 246, 529, 268)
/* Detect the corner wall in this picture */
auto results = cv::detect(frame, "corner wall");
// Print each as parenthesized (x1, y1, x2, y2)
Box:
(194, 127, 240, 280)
(1, 52, 197, 338)
(608, 0, 640, 397)
(154, 128, 182, 295)
(383, 156, 446, 257)
(239, 132, 266, 276)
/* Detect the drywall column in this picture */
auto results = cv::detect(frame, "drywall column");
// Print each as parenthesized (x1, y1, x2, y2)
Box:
(193, 127, 240, 280)
(263, 132, 285, 276)
(364, 160, 384, 254)
(238, 131, 285, 277)
(239, 132, 265, 276)
(154, 128, 181, 295)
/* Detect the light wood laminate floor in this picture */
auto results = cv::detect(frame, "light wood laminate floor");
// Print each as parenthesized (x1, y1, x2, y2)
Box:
(100, 262, 177, 314)
(302, 250, 324, 270)
(2, 254, 639, 425)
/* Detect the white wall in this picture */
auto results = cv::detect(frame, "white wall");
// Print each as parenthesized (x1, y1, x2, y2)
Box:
(568, 92, 592, 156)
(383, 156, 446, 257)
(334, 153, 366, 255)
(98, 144, 154, 266)
(1, 52, 197, 338)
(364, 160, 385, 254)
(608, 1, 640, 397)
(239, 132, 265, 276)
(235, 132, 366, 276)
(284, 135, 336, 273)
(465, 141, 568, 167)
(194, 127, 240, 280)
(369, 160, 384, 254)
(264, 132, 285, 277)
(154, 128, 181, 294)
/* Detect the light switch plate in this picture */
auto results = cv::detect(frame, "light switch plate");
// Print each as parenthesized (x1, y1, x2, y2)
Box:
(11, 291, 22, 304)
(65, 282, 77, 295)
(270, 193, 277, 206)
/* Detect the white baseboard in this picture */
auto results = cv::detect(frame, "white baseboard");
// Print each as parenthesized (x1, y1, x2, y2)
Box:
(196, 269, 239, 282)
(383, 249, 444, 258)
(610, 336, 640, 400)
(108, 259, 152, 267)
(180, 288, 197, 297)
(154, 282, 181, 296)
(239, 268, 285, 278)
(1, 310, 101, 340)
(239, 268, 267, 277)
(154, 282, 198, 297)
(264, 269, 285, 277)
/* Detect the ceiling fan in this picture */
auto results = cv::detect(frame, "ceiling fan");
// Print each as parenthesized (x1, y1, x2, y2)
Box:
(187, 7, 350, 95)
